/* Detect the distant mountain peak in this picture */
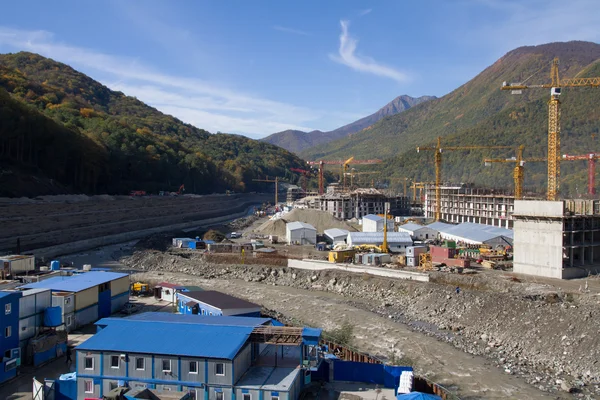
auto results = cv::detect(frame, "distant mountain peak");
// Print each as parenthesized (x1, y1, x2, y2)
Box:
(262, 94, 436, 153)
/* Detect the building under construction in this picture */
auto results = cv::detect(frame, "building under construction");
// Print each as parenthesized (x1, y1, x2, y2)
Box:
(307, 187, 410, 220)
(514, 199, 600, 279)
(424, 185, 518, 229)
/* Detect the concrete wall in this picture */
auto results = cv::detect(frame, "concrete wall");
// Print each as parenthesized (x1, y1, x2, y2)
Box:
(514, 200, 564, 217)
(288, 259, 429, 282)
(513, 218, 564, 279)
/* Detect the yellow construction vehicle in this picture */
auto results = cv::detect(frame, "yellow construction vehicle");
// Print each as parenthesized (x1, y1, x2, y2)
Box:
(354, 244, 384, 252)
(130, 282, 150, 296)
(418, 253, 433, 271)
(328, 249, 356, 263)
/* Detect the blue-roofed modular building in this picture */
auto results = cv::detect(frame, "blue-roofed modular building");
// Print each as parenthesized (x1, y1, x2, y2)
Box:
(177, 291, 261, 317)
(0, 291, 22, 384)
(19, 271, 129, 330)
(75, 312, 323, 400)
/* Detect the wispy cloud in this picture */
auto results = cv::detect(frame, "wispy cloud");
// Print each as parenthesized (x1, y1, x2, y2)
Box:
(0, 27, 318, 138)
(358, 9, 372, 16)
(273, 25, 311, 36)
(329, 20, 408, 83)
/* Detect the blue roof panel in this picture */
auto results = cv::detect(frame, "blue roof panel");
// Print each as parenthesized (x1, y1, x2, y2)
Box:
(19, 271, 128, 292)
(0, 291, 21, 300)
(77, 322, 252, 359)
(120, 312, 270, 327)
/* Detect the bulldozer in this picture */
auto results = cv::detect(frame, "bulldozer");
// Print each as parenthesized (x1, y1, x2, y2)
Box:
(130, 282, 150, 296)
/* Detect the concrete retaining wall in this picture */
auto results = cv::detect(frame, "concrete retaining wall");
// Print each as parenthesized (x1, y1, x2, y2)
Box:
(27, 206, 256, 260)
(288, 259, 430, 282)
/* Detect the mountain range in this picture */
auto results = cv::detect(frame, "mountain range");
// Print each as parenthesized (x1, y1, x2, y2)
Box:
(0, 52, 305, 197)
(300, 41, 600, 197)
(262, 95, 436, 154)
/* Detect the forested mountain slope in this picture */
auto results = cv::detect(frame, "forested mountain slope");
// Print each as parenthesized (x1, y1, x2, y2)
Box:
(0, 52, 305, 196)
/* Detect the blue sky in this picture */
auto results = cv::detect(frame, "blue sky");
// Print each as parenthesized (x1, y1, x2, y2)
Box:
(1, 0, 599, 139)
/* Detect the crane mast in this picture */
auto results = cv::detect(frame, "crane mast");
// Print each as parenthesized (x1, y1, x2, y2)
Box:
(501, 57, 600, 200)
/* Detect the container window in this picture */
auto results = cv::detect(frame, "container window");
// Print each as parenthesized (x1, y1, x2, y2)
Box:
(271, 397, 279, 400)
(136, 357, 145, 370)
(189, 361, 198, 374)
(84, 380, 93, 393)
(4, 326, 11, 338)
(243, 394, 251, 400)
(162, 359, 171, 372)
(84, 357, 94, 370)
(66, 316, 72, 326)
(5, 303, 11, 315)
(215, 363, 224, 376)
(216, 392, 223, 400)
(110, 355, 119, 368)
(65, 298, 71, 305)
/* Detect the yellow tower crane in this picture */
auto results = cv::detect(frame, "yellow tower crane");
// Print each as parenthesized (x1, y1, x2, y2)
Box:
(417, 137, 510, 221)
(501, 57, 600, 201)
(341, 157, 354, 190)
(483, 145, 546, 200)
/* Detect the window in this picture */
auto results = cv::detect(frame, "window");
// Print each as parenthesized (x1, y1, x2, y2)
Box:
(110, 355, 120, 368)
(189, 361, 198, 374)
(243, 394, 251, 400)
(65, 297, 71, 305)
(136, 357, 145, 370)
(209, 312, 213, 316)
(271, 397, 279, 400)
(215, 363, 224, 376)
(5, 303, 11, 315)
(66, 315, 72, 326)
(84, 380, 93, 393)
(162, 359, 171, 372)
(84, 357, 94, 370)
(216, 392, 223, 400)
(4, 326, 11, 338)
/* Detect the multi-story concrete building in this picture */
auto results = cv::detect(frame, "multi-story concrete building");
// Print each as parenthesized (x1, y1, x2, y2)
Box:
(424, 185, 516, 228)
(513, 199, 600, 279)
(75, 312, 322, 400)
(313, 189, 410, 220)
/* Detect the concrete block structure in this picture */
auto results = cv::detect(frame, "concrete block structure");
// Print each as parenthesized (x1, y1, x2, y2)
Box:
(513, 200, 600, 279)
(177, 291, 262, 317)
(75, 312, 322, 400)
(361, 214, 394, 233)
(20, 271, 129, 329)
(286, 222, 317, 245)
(0, 291, 21, 384)
(424, 185, 515, 228)
(311, 189, 409, 220)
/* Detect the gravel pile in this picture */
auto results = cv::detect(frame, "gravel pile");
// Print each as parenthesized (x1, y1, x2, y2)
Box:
(254, 208, 358, 236)
(122, 249, 600, 397)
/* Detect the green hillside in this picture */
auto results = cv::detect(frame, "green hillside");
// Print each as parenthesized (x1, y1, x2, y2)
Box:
(0, 52, 305, 196)
(301, 41, 600, 197)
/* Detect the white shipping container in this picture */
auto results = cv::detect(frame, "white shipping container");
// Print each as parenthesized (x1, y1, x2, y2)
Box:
(19, 288, 51, 319)
(110, 276, 130, 296)
(19, 314, 38, 342)
(1, 255, 35, 275)
(52, 292, 75, 315)
(75, 287, 98, 311)
(74, 305, 98, 328)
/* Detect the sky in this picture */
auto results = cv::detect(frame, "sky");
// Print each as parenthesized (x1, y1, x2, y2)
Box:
(0, 0, 599, 139)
